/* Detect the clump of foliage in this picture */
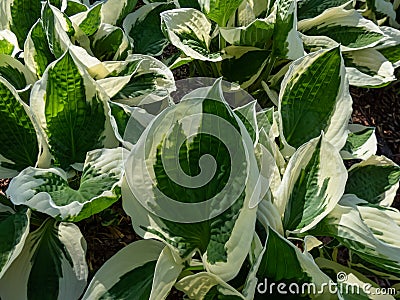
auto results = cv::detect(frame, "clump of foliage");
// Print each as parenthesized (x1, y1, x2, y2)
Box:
(0, 0, 399, 299)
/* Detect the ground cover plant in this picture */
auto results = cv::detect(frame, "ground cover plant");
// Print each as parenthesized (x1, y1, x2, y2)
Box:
(0, 0, 399, 299)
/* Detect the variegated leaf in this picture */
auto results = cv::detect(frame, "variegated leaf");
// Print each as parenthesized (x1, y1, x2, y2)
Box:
(198, 0, 244, 26)
(161, 8, 222, 62)
(345, 155, 400, 206)
(0, 29, 21, 56)
(277, 135, 347, 233)
(7, 148, 125, 221)
(82, 240, 181, 300)
(123, 2, 176, 56)
(278, 47, 352, 153)
(340, 124, 377, 160)
(0, 219, 88, 300)
(0, 205, 30, 279)
(123, 80, 261, 281)
(30, 50, 118, 168)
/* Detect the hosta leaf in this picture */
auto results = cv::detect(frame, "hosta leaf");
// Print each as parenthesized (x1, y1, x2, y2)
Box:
(375, 26, 400, 68)
(298, 6, 385, 51)
(161, 8, 222, 61)
(0, 54, 36, 92)
(0, 219, 88, 300)
(91, 23, 131, 61)
(234, 100, 258, 144)
(7, 148, 125, 221)
(0, 29, 20, 56)
(340, 124, 377, 160)
(277, 135, 347, 233)
(83, 240, 180, 300)
(236, 0, 270, 27)
(123, 2, 176, 56)
(0, 205, 30, 279)
(343, 49, 395, 87)
(312, 195, 400, 277)
(101, 0, 138, 26)
(247, 227, 331, 299)
(221, 46, 270, 88)
(30, 50, 118, 168)
(98, 54, 175, 106)
(123, 80, 260, 281)
(64, 0, 88, 17)
(41, 2, 74, 58)
(0, 77, 40, 177)
(344, 155, 400, 206)
(198, 0, 244, 26)
(70, 2, 102, 36)
(24, 20, 56, 77)
(176, 272, 245, 299)
(278, 47, 352, 152)
(272, 0, 304, 60)
(109, 102, 154, 145)
(297, 0, 351, 21)
(2, 0, 42, 48)
(363, 0, 397, 23)
(220, 18, 274, 48)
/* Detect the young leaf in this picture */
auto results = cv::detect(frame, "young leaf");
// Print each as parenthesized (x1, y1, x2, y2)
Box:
(24, 20, 56, 77)
(70, 2, 102, 36)
(82, 240, 177, 300)
(0, 77, 40, 177)
(345, 155, 400, 206)
(161, 8, 222, 61)
(64, 0, 88, 17)
(298, 6, 385, 51)
(277, 135, 347, 233)
(198, 0, 244, 26)
(30, 50, 118, 168)
(0, 205, 30, 279)
(278, 46, 352, 153)
(90, 23, 131, 61)
(0, 54, 36, 92)
(297, 0, 351, 21)
(0, 219, 88, 300)
(41, 2, 75, 58)
(220, 18, 274, 48)
(340, 124, 377, 160)
(0, 29, 21, 56)
(176, 272, 245, 299)
(101, 0, 138, 26)
(7, 148, 125, 222)
(272, 0, 304, 60)
(1, 0, 42, 47)
(123, 2, 176, 56)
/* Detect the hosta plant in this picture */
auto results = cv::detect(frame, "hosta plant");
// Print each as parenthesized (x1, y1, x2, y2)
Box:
(0, 0, 399, 299)
(160, 0, 400, 102)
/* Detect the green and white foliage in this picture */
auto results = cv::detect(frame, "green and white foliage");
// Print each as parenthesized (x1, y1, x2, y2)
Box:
(0, 219, 88, 300)
(277, 135, 348, 233)
(344, 155, 400, 206)
(0, 30, 21, 56)
(340, 124, 377, 160)
(7, 148, 125, 222)
(312, 194, 400, 278)
(0, 205, 30, 279)
(161, 8, 222, 61)
(123, 79, 262, 281)
(30, 50, 118, 168)
(123, 2, 176, 56)
(83, 240, 182, 300)
(0, 76, 44, 178)
(278, 47, 352, 154)
(97, 54, 175, 106)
